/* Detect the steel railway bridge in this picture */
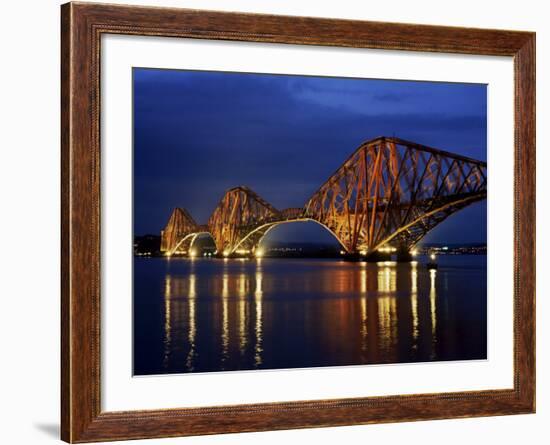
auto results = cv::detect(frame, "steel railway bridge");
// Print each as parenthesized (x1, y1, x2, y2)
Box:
(160, 137, 487, 259)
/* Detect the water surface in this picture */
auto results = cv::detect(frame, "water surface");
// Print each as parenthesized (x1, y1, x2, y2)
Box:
(134, 256, 486, 375)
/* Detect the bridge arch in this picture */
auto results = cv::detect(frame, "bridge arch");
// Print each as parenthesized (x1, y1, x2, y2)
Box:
(371, 194, 486, 252)
(166, 231, 214, 256)
(231, 218, 349, 256)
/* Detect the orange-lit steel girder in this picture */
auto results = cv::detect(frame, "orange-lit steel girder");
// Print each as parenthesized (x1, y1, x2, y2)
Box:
(303, 136, 487, 252)
(207, 186, 281, 254)
(160, 207, 200, 254)
(160, 137, 487, 256)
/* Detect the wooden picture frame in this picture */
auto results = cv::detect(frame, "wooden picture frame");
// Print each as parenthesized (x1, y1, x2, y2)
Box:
(61, 2, 535, 442)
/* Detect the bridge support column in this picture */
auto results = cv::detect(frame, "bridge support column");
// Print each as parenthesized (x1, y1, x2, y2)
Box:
(217, 249, 255, 259)
(342, 252, 361, 261)
(363, 251, 391, 262)
(396, 248, 413, 262)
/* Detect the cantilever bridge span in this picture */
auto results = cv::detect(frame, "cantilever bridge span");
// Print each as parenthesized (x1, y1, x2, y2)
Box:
(160, 137, 487, 257)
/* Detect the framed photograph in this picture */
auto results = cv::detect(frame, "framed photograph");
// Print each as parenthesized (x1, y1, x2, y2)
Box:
(61, 2, 535, 442)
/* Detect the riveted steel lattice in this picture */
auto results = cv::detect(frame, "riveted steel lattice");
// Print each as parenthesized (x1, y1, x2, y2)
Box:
(304, 137, 487, 252)
(208, 186, 281, 254)
(160, 137, 487, 256)
(160, 207, 200, 254)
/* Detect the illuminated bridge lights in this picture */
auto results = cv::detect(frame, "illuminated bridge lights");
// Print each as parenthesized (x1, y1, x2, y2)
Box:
(160, 136, 487, 257)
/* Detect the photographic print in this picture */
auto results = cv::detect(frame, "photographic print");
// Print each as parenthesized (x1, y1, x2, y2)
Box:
(133, 68, 487, 376)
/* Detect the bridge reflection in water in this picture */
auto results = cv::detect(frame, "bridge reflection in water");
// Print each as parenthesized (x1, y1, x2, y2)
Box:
(134, 257, 486, 375)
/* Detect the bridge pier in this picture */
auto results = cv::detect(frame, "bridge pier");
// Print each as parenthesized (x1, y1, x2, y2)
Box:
(396, 249, 413, 262)
(362, 251, 391, 262)
(216, 250, 255, 259)
(342, 252, 361, 261)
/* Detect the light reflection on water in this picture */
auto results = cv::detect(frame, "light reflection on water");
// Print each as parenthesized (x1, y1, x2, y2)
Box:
(134, 256, 487, 375)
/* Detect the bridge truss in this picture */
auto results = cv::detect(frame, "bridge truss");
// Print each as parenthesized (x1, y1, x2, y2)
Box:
(160, 137, 487, 256)
(304, 137, 487, 253)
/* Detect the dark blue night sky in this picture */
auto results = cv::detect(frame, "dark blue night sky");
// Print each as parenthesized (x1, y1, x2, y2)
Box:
(133, 68, 487, 245)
